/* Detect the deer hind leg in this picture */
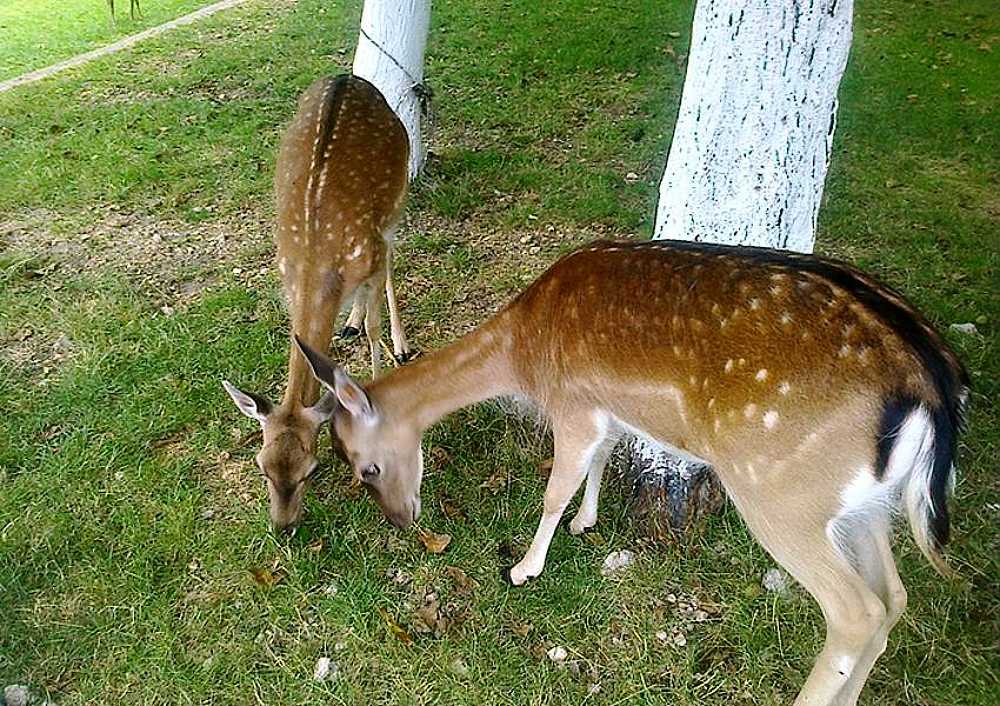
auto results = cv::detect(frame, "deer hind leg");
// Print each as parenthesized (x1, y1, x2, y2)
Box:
(363, 274, 386, 378)
(835, 519, 907, 706)
(383, 241, 413, 362)
(340, 293, 366, 339)
(568, 425, 622, 535)
(735, 494, 887, 706)
(508, 410, 616, 586)
(780, 539, 887, 706)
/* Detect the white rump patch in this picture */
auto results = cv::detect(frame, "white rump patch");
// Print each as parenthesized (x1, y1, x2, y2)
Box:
(828, 406, 935, 556)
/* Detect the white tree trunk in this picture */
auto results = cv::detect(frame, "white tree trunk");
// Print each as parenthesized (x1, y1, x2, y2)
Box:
(352, 0, 431, 178)
(654, 0, 853, 252)
(628, 0, 854, 533)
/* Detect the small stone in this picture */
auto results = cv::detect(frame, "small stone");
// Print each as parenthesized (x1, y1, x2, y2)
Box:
(449, 657, 470, 677)
(323, 583, 339, 597)
(546, 645, 568, 663)
(655, 630, 669, 642)
(672, 630, 687, 647)
(949, 322, 979, 335)
(160, 305, 175, 316)
(200, 509, 215, 520)
(624, 171, 640, 183)
(4, 685, 32, 706)
(762, 567, 790, 596)
(313, 656, 337, 682)
(334, 640, 347, 651)
(600, 549, 636, 577)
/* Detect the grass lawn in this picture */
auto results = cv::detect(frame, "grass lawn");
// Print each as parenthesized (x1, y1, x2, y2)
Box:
(0, 0, 217, 82)
(1, 0, 998, 704)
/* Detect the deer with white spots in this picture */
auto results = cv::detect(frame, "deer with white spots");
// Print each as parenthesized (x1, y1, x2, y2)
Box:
(223, 74, 412, 531)
(295, 239, 969, 706)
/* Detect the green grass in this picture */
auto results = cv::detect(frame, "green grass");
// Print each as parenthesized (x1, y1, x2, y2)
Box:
(0, 0, 216, 82)
(1, 0, 998, 704)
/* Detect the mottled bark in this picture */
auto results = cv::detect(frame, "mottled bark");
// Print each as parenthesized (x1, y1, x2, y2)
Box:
(628, 0, 853, 534)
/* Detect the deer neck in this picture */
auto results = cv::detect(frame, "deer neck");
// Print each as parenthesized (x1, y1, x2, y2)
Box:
(283, 299, 341, 408)
(370, 315, 519, 430)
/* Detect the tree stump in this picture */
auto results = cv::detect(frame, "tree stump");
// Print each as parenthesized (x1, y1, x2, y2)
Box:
(616, 437, 725, 539)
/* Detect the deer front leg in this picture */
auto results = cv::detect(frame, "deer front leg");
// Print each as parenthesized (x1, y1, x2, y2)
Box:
(508, 410, 613, 586)
(364, 276, 386, 378)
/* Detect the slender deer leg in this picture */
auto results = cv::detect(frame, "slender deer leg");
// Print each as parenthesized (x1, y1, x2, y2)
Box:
(384, 241, 412, 362)
(364, 274, 387, 378)
(509, 410, 613, 585)
(835, 523, 907, 706)
(778, 542, 886, 706)
(340, 294, 365, 339)
(568, 425, 621, 535)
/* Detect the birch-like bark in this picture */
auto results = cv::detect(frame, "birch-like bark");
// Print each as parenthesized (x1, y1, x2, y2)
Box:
(655, 0, 853, 252)
(352, 0, 431, 178)
(628, 0, 854, 533)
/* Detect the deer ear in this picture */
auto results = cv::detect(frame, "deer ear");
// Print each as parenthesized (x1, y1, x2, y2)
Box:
(306, 390, 340, 424)
(222, 380, 272, 423)
(295, 336, 374, 420)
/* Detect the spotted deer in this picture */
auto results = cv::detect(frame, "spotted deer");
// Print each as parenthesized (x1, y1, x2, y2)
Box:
(296, 239, 969, 705)
(223, 74, 412, 531)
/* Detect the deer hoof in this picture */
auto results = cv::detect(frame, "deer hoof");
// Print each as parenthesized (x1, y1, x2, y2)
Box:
(339, 325, 361, 339)
(394, 350, 419, 364)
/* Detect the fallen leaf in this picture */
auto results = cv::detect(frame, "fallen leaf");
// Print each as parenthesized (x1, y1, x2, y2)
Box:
(511, 621, 534, 637)
(538, 457, 554, 476)
(308, 538, 325, 553)
(445, 566, 478, 594)
(417, 527, 452, 554)
(480, 471, 506, 492)
(377, 606, 414, 645)
(439, 497, 465, 520)
(250, 567, 283, 588)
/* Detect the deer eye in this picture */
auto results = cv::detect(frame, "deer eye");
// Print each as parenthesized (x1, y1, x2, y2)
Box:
(361, 464, 381, 481)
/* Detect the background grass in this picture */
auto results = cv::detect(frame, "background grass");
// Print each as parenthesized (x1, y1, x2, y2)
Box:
(0, 0, 215, 82)
(1, 0, 998, 704)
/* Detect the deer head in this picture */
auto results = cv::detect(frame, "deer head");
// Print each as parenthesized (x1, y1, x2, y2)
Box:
(295, 337, 423, 529)
(222, 380, 337, 532)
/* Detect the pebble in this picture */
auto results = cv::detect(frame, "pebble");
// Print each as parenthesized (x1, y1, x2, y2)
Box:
(600, 549, 636, 577)
(762, 567, 790, 596)
(313, 657, 338, 682)
(546, 645, 568, 663)
(949, 322, 979, 336)
(4, 685, 31, 706)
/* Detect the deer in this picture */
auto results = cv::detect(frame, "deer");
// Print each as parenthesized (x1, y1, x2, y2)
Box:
(295, 239, 969, 706)
(223, 74, 413, 532)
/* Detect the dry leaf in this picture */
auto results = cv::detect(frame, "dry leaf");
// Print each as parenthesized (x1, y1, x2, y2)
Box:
(250, 567, 282, 588)
(439, 497, 465, 520)
(377, 606, 414, 645)
(511, 621, 533, 637)
(417, 527, 452, 554)
(480, 472, 505, 492)
(445, 566, 477, 594)
(538, 457, 554, 476)
(308, 538, 325, 553)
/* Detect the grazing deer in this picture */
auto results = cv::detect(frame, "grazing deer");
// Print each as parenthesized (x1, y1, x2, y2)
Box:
(297, 239, 969, 705)
(223, 75, 412, 531)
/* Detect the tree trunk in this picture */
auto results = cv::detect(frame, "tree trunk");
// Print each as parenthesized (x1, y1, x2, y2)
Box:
(352, 0, 431, 178)
(626, 0, 854, 534)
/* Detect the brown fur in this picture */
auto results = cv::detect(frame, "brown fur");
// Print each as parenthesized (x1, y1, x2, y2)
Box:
(224, 75, 410, 531)
(300, 239, 967, 705)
